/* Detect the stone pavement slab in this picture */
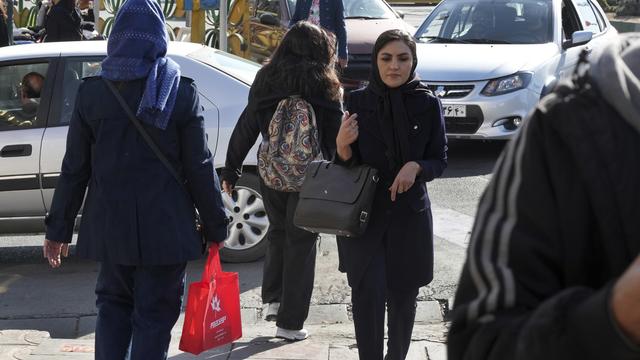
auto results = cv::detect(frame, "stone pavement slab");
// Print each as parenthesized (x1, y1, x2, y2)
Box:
(0, 323, 448, 360)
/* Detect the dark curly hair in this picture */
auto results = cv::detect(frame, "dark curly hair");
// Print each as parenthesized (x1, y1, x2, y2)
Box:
(252, 21, 342, 102)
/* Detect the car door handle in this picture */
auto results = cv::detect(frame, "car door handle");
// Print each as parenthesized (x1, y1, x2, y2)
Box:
(1, 144, 33, 157)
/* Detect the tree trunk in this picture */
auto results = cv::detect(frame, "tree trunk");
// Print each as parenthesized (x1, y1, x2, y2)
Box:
(617, 0, 640, 16)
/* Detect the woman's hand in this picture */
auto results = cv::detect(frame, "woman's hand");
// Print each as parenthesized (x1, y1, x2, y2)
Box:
(43, 239, 69, 268)
(612, 254, 640, 344)
(222, 180, 234, 195)
(389, 161, 422, 202)
(336, 111, 358, 161)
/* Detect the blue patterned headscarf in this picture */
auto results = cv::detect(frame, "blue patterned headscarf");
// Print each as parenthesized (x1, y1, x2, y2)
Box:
(101, 0, 180, 130)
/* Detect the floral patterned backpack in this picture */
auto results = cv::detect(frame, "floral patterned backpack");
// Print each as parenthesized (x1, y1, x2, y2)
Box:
(258, 96, 322, 192)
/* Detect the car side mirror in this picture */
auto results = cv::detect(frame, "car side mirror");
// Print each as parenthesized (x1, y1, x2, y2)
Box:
(562, 30, 592, 50)
(260, 13, 280, 26)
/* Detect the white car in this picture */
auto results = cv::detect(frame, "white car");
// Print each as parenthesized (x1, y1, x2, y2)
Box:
(0, 41, 268, 263)
(414, 0, 617, 139)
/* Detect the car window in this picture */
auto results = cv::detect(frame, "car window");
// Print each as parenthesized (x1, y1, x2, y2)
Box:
(561, 0, 582, 39)
(416, 0, 553, 44)
(50, 58, 103, 127)
(287, 0, 397, 19)
(0, 62, 49, 131)
(588, 0, 606, 30)
(571, 0, 602, 33)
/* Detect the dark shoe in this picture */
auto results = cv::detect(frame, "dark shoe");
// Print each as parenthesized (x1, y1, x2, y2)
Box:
(263, 302, 279, 322)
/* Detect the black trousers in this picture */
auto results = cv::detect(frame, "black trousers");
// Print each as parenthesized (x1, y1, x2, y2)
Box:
(351, 244, 420, 360)
(94, 262, 186, 360)
(260, 181, 318, 330)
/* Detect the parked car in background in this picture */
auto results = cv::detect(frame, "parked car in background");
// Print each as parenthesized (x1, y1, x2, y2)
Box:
(385, 0, 441, 5)
(414, 0, 617, 139)
(0, 41, 268, 263)
(226, 0, 414, 91)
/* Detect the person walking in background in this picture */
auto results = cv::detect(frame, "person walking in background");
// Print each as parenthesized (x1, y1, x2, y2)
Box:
(0, 0, 10, 47)
(221, 21, 343, 341)
(335, 29, 447, 360)
(44, 0, 82, 42)
(42, 0, 228, 358)
(77, 0, 95, 23)
(448, 33, 640, 360)
(290, 0, 348, 69)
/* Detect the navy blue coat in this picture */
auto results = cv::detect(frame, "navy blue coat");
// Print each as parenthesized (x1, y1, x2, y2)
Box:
(337, 87, 447, 290)
(45, 77, 228, 265)
(289, 0, 348, 60)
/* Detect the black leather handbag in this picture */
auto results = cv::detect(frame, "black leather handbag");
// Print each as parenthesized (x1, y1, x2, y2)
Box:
(293, 160, 379, 237)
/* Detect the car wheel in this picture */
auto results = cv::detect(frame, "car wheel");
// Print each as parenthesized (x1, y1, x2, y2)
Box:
(219, 172, 270, 263)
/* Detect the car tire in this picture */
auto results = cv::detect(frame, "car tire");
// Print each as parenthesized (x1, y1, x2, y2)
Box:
(219, 172, 270, 263)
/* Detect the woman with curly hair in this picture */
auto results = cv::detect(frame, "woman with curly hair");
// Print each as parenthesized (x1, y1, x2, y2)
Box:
(221, 21, 343, 341)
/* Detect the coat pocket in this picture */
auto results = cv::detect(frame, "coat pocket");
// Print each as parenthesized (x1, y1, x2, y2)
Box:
(406, 182, 430, 212)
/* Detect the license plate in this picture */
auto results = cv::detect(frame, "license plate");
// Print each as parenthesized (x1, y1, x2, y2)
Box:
(442, 104, 467, 118)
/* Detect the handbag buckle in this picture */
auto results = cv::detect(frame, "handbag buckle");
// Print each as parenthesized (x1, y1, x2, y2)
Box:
(359, 211, 368, 223)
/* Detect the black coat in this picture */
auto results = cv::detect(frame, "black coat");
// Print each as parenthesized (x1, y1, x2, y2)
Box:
(0, 13, 9, 47)
(44, 3, 82, 42)
(448, 80, 640, 360)
(336, 87, 447, 290)
(220, 85, 343, 186)
(45, 77, 228, 265)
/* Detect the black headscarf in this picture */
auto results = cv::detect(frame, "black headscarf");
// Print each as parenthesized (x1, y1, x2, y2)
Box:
(366, 39, 431, 173)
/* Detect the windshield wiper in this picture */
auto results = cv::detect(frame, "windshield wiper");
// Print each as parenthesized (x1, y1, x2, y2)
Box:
(463, 38, 512, 44)
(419, 36, 469, 44)
(345, 16, 386, 19)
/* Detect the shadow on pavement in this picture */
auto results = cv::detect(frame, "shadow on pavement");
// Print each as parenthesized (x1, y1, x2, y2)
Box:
(168, 337, 286, 359)
(441, 139, 508, 178)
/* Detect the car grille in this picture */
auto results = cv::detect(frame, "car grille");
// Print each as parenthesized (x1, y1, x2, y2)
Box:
(342, 54, 371, 83)
(444, 105, 483, 134)
(423, 83, 475, 99)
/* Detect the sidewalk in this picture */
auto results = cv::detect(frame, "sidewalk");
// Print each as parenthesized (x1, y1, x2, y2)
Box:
(0, 235, 458, 359)
(0, 320, 448, 359)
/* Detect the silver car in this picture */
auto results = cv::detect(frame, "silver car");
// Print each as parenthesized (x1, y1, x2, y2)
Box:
(414, 0, 617, 139)
(0, 41, 268, 263)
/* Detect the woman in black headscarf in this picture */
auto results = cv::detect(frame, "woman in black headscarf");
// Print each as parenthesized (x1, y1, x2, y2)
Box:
(0, 0, 10, 47)
(335, 29, 447, 360)
(44, 0, 82, 42)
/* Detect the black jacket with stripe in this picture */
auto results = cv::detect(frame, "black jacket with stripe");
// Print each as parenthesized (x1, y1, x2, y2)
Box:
(448, 77, 640, 359)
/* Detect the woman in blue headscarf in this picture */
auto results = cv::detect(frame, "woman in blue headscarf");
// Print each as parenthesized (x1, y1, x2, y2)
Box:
(43, 0, 228, 358)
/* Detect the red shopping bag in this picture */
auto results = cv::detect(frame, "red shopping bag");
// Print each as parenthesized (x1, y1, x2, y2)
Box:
(179, 245, 242, 354)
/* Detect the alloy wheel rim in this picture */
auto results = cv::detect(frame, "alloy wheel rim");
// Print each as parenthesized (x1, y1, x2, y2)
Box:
(222, 186, 269, 251)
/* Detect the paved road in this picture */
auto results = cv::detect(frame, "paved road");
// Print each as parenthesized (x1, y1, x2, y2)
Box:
(0, 139, 503, 359)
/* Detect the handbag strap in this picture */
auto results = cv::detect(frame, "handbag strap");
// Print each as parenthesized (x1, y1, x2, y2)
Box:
(103, 78, 189, 193)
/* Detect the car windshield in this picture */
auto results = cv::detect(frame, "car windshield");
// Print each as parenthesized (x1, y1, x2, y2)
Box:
(287, 0, 397, 19)
(188, 47, 261, 85)
(416, 0, 553, 44)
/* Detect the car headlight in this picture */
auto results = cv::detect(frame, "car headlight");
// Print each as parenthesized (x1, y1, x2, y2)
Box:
(481, 72, 533, 96)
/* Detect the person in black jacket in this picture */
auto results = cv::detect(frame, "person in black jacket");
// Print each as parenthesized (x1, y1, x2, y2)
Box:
(44, 0, 82, 42)
(0, 0, 10, 47)
(448, 33, 640, 360)
(221, 21, 343, 341)
(43, 0, 228, 358)
(335, 29, 447, 360)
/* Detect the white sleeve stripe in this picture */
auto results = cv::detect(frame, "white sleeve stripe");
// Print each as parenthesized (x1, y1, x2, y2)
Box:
(466, 126, 528, 321)
(499, 132, 527, 308)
